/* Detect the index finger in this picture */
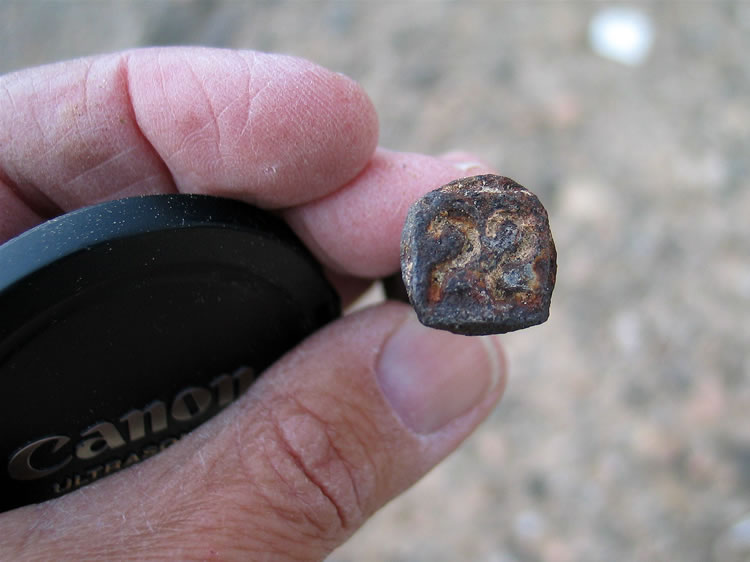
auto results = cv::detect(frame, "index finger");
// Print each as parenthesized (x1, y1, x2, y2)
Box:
(0, 47, 378, 242)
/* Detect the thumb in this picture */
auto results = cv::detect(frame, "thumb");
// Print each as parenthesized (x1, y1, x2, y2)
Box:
(0, 303, 506, 561)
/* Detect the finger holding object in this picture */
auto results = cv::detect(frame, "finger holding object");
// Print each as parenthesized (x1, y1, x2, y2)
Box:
(399, 174, 557, 335)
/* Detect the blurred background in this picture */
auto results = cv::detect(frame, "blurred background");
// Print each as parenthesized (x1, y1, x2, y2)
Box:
(2, 2, 749, 561)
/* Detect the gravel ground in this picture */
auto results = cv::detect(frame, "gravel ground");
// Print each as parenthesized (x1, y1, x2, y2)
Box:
(2, 2, 749, 561)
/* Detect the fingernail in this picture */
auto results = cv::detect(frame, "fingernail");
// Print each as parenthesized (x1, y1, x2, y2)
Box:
(376, 310, 503, 434)
(438, 151, 491, 174)
(451, 160, 485, 173)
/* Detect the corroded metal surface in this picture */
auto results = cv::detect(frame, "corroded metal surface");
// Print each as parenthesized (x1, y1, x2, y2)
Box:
(400, 175, 556, 335)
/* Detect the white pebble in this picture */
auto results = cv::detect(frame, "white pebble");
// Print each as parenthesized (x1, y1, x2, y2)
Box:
(589, 7, 654, 66)
(612, 310, 642, 355)
(713, 515, 750, 561)
(513, 509, 545, 541)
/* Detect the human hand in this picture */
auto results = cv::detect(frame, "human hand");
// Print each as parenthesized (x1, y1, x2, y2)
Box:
(0, 48, 506, 560)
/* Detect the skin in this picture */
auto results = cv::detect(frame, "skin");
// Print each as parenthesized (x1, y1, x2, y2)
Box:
(0, 48, 507, 561)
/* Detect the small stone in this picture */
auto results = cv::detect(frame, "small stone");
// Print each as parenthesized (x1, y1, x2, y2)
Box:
(400, 175, 556, 335)
(589, 7, 654, 66)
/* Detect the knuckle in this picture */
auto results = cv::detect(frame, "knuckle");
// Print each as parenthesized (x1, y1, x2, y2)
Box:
(255, 392, 380, 537)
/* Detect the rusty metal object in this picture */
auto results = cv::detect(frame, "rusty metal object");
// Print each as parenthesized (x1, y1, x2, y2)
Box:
(398, 174, 556, 335)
